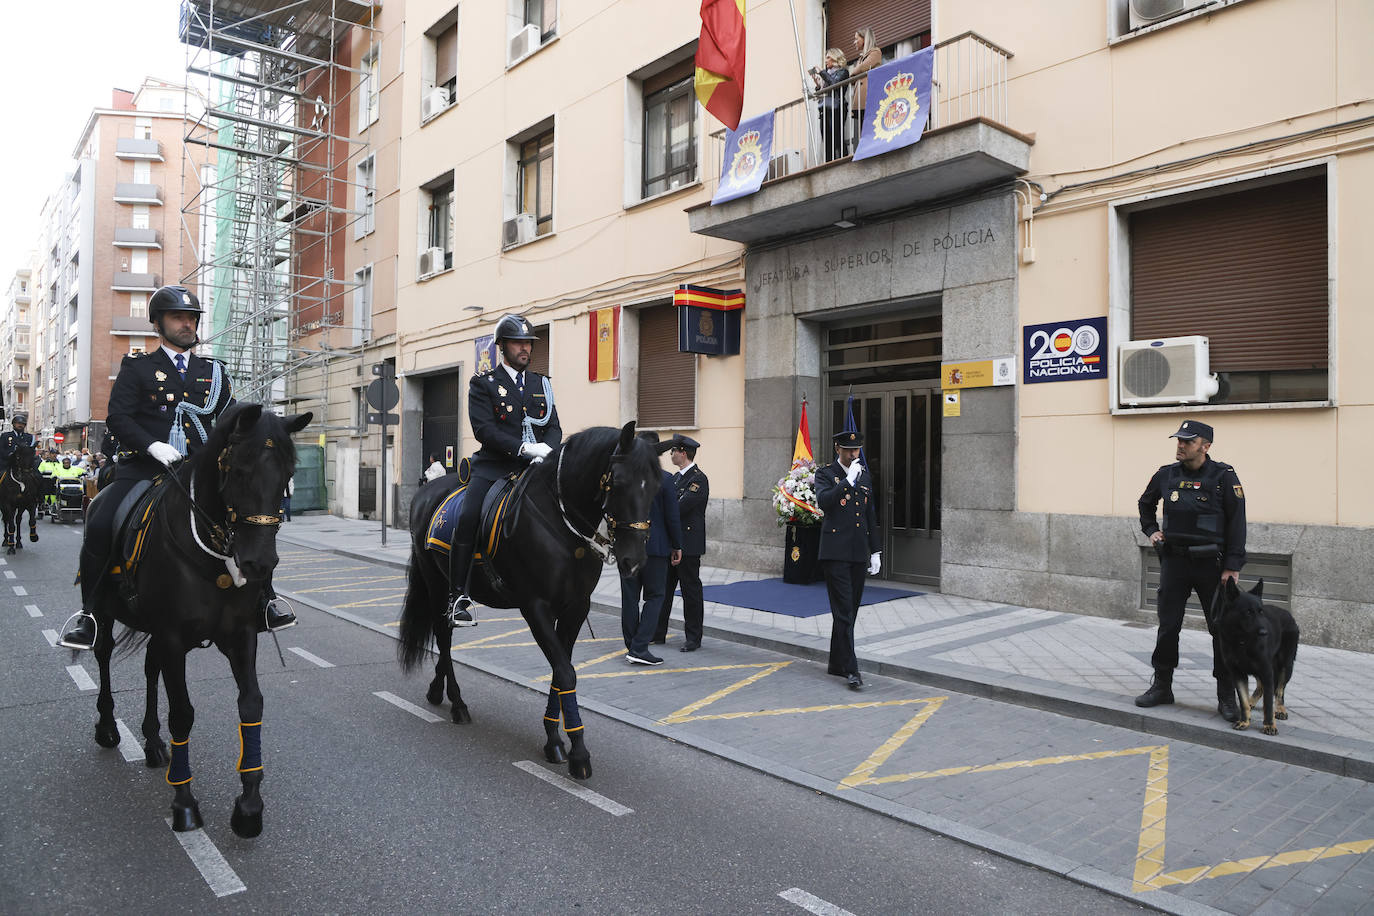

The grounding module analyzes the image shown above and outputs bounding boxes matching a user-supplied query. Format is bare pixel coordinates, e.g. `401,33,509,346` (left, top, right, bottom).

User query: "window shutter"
530,325,550,377
643,58,695,96
827,0,931,56
637,304,695,427
1130,176,1327,373
435,24,458,87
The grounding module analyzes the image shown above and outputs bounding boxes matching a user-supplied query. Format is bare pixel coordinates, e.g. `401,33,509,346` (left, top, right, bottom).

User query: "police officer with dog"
1135,420,1247,722
446,313,562,627
59,285,296,650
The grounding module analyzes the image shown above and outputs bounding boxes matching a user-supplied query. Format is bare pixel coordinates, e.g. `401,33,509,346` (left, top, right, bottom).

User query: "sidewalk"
277,512,1374,782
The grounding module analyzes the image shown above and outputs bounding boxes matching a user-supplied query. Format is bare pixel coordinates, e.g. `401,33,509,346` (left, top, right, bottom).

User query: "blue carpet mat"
699,578,924,618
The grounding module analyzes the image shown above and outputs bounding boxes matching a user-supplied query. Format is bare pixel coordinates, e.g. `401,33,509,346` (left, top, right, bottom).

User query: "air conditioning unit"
1129,0,1210,30
502,213,536,249
421,86,450,121
508,23,540,63
418,246,445,278
767,148,802,181
1118,336,1220,406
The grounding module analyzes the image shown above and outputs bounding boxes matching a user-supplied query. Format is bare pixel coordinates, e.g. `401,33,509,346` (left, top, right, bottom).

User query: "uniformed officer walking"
59,285,296,649
816,430,882,690
1135,420,1247,722
0,412,39,475
654,434,709,651
446,313,562,626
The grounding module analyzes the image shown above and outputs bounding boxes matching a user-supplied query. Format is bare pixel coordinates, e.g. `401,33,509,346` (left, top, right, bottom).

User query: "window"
524,0,557,42
355,155,376,239
359,47,380,130
421,172,454,272
130,293,147,318
642,72,697,198
353,266,373,347
424,7,459,116
636,303,695,427
129,338,146,356
518,130,554,237
133,160,151,183
131,205,150,230
1125,171,1328,406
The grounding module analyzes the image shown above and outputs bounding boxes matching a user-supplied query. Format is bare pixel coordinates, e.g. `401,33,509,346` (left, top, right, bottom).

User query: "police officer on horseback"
59,285,296,649
446,313,562,626
0,412,39,475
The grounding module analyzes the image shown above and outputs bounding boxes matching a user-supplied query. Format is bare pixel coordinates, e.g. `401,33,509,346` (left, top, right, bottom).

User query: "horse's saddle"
425,471,523,566
108,478,165,577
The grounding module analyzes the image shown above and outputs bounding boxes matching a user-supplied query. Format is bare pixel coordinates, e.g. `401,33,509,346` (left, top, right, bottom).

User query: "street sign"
366,412,400,426
53,432,65,444
366,378,400,411
371,362,395,379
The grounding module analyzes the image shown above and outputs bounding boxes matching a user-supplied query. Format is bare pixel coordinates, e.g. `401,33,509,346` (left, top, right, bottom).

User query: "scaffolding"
178,0,375,405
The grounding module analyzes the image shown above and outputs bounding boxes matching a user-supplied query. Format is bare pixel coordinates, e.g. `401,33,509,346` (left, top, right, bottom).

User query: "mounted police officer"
0,412,39,475
446,313,562,626
1135,420,1247,722
58,285,296,649
816,430,882,690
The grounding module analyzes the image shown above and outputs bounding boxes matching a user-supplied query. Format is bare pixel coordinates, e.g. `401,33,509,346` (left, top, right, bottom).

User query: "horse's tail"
397,552,434,672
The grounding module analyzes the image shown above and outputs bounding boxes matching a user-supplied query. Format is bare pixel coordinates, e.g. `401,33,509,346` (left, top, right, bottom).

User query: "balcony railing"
113,183,163,205
705,32,1013,194
113,227,162,248
115,137,165,161
111,272,160,291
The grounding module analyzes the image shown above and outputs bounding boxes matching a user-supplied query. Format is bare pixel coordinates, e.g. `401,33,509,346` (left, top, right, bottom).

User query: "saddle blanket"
425,485,468,556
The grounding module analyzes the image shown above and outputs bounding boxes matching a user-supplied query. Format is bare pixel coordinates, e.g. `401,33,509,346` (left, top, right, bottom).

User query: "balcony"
113,227,163,248
112,315,150,334
689,33,1030,245
111,272,159,292
113,183,163,205
12,377,28,388
116,137,165,161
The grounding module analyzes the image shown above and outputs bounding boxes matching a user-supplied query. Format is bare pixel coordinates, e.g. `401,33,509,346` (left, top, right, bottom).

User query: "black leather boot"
259,586,297,632
1216,679,1240,723
59,613,98,650
446,542,476,627
1134,670,1174,707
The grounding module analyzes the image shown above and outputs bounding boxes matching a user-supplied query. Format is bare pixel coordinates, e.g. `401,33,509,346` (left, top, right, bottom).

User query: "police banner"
474,334,496,375
852,47,934,163
711,109,775,205
1022,317,1108,384
675,285,743,356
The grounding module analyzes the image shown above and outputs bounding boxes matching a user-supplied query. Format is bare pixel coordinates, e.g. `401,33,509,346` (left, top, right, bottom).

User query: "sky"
0,0,190,280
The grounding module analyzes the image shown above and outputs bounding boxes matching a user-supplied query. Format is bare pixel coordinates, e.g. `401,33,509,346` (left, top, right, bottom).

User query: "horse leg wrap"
543,687,561,725
558,688,583,732
166,737,193,786
237,721,263,773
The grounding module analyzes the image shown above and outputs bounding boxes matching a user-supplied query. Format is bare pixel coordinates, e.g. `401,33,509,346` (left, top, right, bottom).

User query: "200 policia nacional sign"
1022,317,1108,384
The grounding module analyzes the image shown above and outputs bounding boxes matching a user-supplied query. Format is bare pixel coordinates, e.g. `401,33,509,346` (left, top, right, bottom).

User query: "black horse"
398,421,659,779
83,403,311,835
1,442,41,554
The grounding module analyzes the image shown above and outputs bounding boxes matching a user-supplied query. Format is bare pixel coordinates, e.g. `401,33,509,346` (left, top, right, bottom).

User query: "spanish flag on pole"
695,0,746,130
791,398,813,468
588,306,619,382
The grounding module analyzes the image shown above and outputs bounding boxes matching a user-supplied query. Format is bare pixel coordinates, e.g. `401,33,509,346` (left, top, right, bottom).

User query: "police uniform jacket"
106,349,235,470
672,464,709,557
645,468,684,559
468,367,562,473
815,459,881,562
1138,455,1247,571
0,429,37,466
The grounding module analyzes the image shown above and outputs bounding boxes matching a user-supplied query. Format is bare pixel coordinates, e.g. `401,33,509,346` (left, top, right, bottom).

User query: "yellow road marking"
534,660,786,684
334,593,408,608
1131,745,1171,892
837,699,950,789
672,695,940,726
657,662,793,724
1144,838,1374,890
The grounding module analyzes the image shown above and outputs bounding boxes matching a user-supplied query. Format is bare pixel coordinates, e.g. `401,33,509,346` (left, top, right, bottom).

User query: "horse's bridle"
178,439,285,567
554,445,650,563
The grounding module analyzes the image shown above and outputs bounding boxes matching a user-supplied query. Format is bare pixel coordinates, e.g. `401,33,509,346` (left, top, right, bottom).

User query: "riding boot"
58,542,109,650
1134,669,1174,707
259,583,298,632
1216,678,1240,723
446,541,477,627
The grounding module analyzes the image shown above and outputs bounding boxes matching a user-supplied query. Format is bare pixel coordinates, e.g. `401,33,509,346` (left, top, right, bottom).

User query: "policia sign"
1022,317,1108,384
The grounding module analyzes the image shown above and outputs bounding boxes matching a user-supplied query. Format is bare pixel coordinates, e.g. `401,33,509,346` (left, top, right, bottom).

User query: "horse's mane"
541,425,658,495
186,402,298,479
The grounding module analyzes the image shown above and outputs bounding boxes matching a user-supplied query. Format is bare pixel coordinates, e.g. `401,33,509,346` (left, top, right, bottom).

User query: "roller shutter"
637,304,696,427
826,0,931,56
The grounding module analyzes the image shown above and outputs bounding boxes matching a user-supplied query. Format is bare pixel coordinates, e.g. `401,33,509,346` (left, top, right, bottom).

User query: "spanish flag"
791,398,813,468
695,0,746,130
588,306,619,382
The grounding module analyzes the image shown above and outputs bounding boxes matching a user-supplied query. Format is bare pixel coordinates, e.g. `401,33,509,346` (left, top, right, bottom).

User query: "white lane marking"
165,820,247,897
287,647,335,668
373,690,442,723
4,570,16,579
43,629,60,647
12,585,27,596
512,760,634,817
26,604,42,617
66,665,97,691
115,719,144,763
0,557,6,564
779,888,858,916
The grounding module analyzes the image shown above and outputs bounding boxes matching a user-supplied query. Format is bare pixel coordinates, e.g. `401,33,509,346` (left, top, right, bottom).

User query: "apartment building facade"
1,269,33,422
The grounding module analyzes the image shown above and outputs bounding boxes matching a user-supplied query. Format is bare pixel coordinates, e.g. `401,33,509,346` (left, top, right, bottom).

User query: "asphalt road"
0,521,1147,914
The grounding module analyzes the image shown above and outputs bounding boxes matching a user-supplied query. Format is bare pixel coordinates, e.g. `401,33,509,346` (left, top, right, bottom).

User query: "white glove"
869,552,881,576
146,441,182,467
521,442,552,462
845,460,862,484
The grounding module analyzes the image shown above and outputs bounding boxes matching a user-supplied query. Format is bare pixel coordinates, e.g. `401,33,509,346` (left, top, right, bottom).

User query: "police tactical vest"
1162,460,1231,545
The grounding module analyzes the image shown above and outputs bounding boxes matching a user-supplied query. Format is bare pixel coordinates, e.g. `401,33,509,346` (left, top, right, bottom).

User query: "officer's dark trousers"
621,555,668,655
448,468,501,596
823,559,867,676
1152,554,1226,678
79,462,155,609
655,556,703,645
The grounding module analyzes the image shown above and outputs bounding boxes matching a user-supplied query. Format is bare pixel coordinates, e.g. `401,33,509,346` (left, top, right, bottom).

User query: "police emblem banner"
711,109,775,205
474,334,497,375
587,306,620,381
852,48,934,163
674,285,743,355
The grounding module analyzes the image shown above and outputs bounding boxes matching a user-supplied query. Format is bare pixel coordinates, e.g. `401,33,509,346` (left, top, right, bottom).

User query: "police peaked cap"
834,429,865,448
669,434,701,451
494,313,537,341
148,285,204,324
1169,420,1214,442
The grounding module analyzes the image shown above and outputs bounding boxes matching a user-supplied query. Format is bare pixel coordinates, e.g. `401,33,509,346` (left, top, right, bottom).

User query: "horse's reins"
552,444,650,563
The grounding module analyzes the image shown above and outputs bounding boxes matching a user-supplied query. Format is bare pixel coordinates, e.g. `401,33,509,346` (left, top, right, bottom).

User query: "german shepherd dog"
1214,578,1299,735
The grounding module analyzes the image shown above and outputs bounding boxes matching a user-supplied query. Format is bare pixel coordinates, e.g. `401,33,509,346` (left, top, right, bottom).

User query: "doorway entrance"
823,310,942,586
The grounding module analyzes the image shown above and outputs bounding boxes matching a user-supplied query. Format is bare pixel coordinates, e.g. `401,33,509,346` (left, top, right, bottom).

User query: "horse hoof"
544,742,567,765
145,741,168,768
29,534,39,542
568,759,592,780
95,724,120,748
231,803,263,838
451,704,472,724
170,801,204,833
426,684,444,706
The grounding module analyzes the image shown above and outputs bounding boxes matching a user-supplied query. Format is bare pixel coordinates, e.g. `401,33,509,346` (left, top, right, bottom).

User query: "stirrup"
447,595,476,628
58,612,98,650
264,597,298,631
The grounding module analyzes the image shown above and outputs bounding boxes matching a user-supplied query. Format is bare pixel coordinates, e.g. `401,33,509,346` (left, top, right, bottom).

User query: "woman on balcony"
810,48,850,162
849,28,883,145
